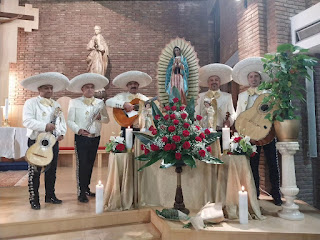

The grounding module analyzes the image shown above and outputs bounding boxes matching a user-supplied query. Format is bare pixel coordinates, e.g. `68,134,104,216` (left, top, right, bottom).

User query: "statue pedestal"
276,142,304,221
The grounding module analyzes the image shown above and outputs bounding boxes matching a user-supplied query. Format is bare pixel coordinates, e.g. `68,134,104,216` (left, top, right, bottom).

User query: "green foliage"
259,43,318,121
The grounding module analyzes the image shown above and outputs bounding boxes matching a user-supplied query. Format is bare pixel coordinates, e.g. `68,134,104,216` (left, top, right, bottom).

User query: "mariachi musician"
233,57,282,206
67,73,110,203
21,72,69,210
105,70,152,138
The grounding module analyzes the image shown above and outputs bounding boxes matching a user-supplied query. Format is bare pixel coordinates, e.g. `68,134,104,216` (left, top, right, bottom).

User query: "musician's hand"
123,102,134,112
45,123,55,132
96,113,101,121
223,120,231,128
78,129,90,136
57,135,64,141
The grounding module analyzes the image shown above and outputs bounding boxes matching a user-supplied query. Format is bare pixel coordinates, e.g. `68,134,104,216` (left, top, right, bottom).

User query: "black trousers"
75,135,100,196
250,138,281,199
28,138,59,203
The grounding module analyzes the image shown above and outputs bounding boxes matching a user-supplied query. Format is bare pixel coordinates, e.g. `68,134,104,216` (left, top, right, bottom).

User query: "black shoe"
78,195,89,203
30,201,41,210
273,197,283,206
85,191,96,197
45,195,62,204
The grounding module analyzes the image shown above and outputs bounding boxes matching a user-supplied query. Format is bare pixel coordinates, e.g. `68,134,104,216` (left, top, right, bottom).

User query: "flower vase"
173,164,190,215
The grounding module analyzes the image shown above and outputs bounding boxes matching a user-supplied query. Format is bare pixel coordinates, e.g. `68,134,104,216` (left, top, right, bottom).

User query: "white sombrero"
20,72,69,92
199,64,232,87
67,73,109,93
232,57,271,86
112,71,152,89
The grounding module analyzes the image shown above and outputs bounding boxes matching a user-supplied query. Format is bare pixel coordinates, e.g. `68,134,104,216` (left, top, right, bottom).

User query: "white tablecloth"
0,127,28,159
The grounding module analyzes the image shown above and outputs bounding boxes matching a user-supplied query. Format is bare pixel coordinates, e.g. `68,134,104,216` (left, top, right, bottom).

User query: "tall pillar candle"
239,186,248,224
4,98,9,120
222,127,230,150
126,126,133,150
96,180,104,214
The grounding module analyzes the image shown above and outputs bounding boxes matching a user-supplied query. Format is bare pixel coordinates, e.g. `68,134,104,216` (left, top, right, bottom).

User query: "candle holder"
173,163,189,215
2,119,10,127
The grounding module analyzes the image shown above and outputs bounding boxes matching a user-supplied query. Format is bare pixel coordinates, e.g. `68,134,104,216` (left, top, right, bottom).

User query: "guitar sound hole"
264,126,267,129
260,104,269,112
41,140,49,146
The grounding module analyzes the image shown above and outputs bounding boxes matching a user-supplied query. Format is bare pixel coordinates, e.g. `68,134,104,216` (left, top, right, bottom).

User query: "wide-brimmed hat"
199,64,232,87
232,57,271,86
20,72,69,92
112,71,152,89
67,73,109,93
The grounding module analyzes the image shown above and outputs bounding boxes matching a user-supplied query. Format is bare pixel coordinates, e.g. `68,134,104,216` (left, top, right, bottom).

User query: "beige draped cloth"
134,140,221,211
103,153,133,211
215,155,265,220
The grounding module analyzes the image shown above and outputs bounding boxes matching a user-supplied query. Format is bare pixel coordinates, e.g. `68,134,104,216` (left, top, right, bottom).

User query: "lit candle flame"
242,186,245,192
98,180,101,185
127,126,131,129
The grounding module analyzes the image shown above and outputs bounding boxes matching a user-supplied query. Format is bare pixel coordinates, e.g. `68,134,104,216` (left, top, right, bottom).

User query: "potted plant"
258,43,318,141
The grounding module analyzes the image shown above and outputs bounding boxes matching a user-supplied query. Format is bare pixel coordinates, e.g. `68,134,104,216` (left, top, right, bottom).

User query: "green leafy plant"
105,135,126,153
259,43,318,122
134,87,222,171
227,133,257,158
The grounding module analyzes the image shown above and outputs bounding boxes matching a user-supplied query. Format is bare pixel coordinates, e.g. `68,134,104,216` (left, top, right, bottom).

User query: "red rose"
154,115,160,120
149,126,155,131
250,152,256,157
195,136,202,142
164,114,169,120
182,130,190,137
173,119,179,125
195,126,201,130
164,106,170,111
150,144,159,151
171,143,177,150
234,137,242,143
168,126,176,132
116,143,125,152
227,151,232,155
182,141,191,149
204,129,211,135
144,149,150,155
198,149,206,157
206,146,212,152
173,98,179,103
199,133,205,139
164,143,172,151
181,113,188,119
183,123,190,129
171,106,177,111
175,152,182,160
180,106,185,111
170,114,176,120
196,115,203,121
140,144,145,150
172,135,181,142
152,129,157,135
162,136,168,143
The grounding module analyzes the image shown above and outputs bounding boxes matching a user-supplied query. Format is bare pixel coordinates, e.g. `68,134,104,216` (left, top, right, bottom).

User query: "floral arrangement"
134,87,222,171
228,132,257,158
105,135,126,153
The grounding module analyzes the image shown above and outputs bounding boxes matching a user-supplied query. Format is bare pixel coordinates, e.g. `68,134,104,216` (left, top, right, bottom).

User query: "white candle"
96,180,104,214
239,186,248,224
125,126,133,150
222,127,230,150
4,98,9,120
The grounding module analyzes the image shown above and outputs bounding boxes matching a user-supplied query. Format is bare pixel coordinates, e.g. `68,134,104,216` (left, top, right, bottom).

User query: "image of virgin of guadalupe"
165,46,189,104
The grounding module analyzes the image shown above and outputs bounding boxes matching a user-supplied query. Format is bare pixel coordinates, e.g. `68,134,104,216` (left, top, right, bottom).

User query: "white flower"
252,145,257,153
110,136,116,141
115,136,124,144
244,135,251,144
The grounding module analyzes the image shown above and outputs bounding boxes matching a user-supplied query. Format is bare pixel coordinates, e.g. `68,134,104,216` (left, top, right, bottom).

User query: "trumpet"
86,101,105,131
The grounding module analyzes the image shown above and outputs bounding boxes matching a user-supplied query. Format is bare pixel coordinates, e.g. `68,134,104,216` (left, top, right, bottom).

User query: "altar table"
103,152,134,211
0,127,28,159
215,154,265,220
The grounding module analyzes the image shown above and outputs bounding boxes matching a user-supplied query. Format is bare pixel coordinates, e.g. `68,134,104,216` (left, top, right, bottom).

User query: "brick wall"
11,0,210,104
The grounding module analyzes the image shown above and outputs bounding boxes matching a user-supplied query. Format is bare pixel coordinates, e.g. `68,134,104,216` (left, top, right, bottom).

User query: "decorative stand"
2,119,10,127
276,142,304,220
173,165,190,215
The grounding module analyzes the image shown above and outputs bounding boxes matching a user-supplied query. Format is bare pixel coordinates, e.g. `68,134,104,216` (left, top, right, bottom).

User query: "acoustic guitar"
113,96,158,128
26,107,61,167
235,94,276,146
